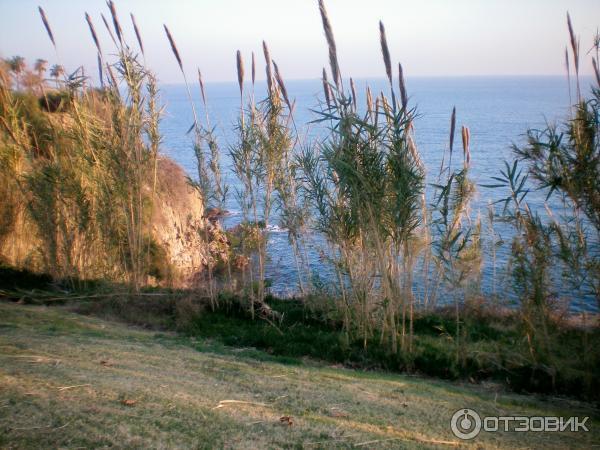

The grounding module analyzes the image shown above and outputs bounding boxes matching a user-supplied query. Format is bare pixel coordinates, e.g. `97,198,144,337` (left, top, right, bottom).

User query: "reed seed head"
263,41,274,96
567,12,579,74
130,13,144,56
97,53,104,87
322,68,331,107
398,63,408,110
318,0,341,89
366,86,373,116
379,21,392,85
198,68,207,106
163,25,183,72
85,13,102,55
101,13,118,47
449,107,456,154
107,1,123,45
38,7,56,48
461,126,471,166
251,51,256,86
350,77,357,111
273,60,291,110
236,50,244,98
381,92,392,124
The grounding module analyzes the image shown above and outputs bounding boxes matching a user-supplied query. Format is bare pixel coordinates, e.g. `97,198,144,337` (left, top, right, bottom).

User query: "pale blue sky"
1,0,599,83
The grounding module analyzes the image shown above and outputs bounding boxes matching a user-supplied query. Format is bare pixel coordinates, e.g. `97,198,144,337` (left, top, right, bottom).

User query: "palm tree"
34,59,48,77
8,56,25,90
34,59,48,95
49,64,64,89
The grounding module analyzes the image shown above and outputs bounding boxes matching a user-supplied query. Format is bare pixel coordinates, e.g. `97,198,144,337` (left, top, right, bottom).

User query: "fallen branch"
52,421,71,431
0,354,57,359
354,436,459,447
0,354,60,364
213,400,270,410
57,384,91,391
304,438,352,447
12,425,50,431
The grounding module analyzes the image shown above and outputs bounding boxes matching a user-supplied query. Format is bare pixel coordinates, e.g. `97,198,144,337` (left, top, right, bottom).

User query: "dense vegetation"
0,1,598,400
0,35,160,291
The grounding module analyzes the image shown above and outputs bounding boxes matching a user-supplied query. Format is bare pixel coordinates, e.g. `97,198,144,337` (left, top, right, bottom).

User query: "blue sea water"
158,76,597,312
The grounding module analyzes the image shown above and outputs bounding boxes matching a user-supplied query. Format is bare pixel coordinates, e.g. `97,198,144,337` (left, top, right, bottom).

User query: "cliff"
0,154,227,288
150,157,228,286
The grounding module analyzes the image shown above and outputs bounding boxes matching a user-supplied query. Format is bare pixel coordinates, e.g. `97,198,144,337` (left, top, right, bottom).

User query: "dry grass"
0,302,597,449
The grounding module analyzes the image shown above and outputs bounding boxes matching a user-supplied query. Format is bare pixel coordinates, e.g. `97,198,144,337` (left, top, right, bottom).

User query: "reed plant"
299,1,430,354
0,4,162,291
430,115,481,362
163,20,236,307
482,13,600,375
228,42,306,315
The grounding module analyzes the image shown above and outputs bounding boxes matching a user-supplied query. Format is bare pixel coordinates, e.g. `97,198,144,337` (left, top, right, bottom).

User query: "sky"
1,0,599,83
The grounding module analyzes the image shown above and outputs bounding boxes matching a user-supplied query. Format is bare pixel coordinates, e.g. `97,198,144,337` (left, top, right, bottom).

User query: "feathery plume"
380,91,392,125
449,106,456,155
322,68,331,108
318,0,341,89
263,41,274,96
101,13,118,47
350,77,357,111
198,69,207,106
164,25,183,72
379,21,392,84
565,47,572,105
130,13,144,56
98,53,104,88
398,63,408,110
366,86,373,117
273,60,291,110
251,51,256,86
107,1,123,45
567,13,579,74
236,50,244,98
85,13,102,55
38,7,56,48
461,126,471,166
567,12,581,99
379,21,397,108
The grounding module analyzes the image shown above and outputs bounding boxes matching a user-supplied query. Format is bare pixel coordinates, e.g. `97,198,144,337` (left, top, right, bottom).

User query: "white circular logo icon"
451,408,482,440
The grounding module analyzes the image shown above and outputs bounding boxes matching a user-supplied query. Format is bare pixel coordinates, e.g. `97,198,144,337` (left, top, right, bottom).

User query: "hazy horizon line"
158,73,591,85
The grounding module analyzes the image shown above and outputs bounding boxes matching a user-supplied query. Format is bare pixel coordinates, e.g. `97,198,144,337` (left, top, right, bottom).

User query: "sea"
158,76,597,312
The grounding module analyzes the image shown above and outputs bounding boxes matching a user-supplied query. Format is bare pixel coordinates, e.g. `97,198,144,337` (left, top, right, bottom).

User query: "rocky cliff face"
0,155,228,288
151,157,229,286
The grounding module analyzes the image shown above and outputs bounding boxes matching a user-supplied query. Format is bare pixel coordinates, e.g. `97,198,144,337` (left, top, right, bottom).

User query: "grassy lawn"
0,301,597,449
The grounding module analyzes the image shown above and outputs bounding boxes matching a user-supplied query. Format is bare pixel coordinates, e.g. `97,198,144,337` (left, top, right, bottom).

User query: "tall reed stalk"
163,23,228,306
300,0,428,353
